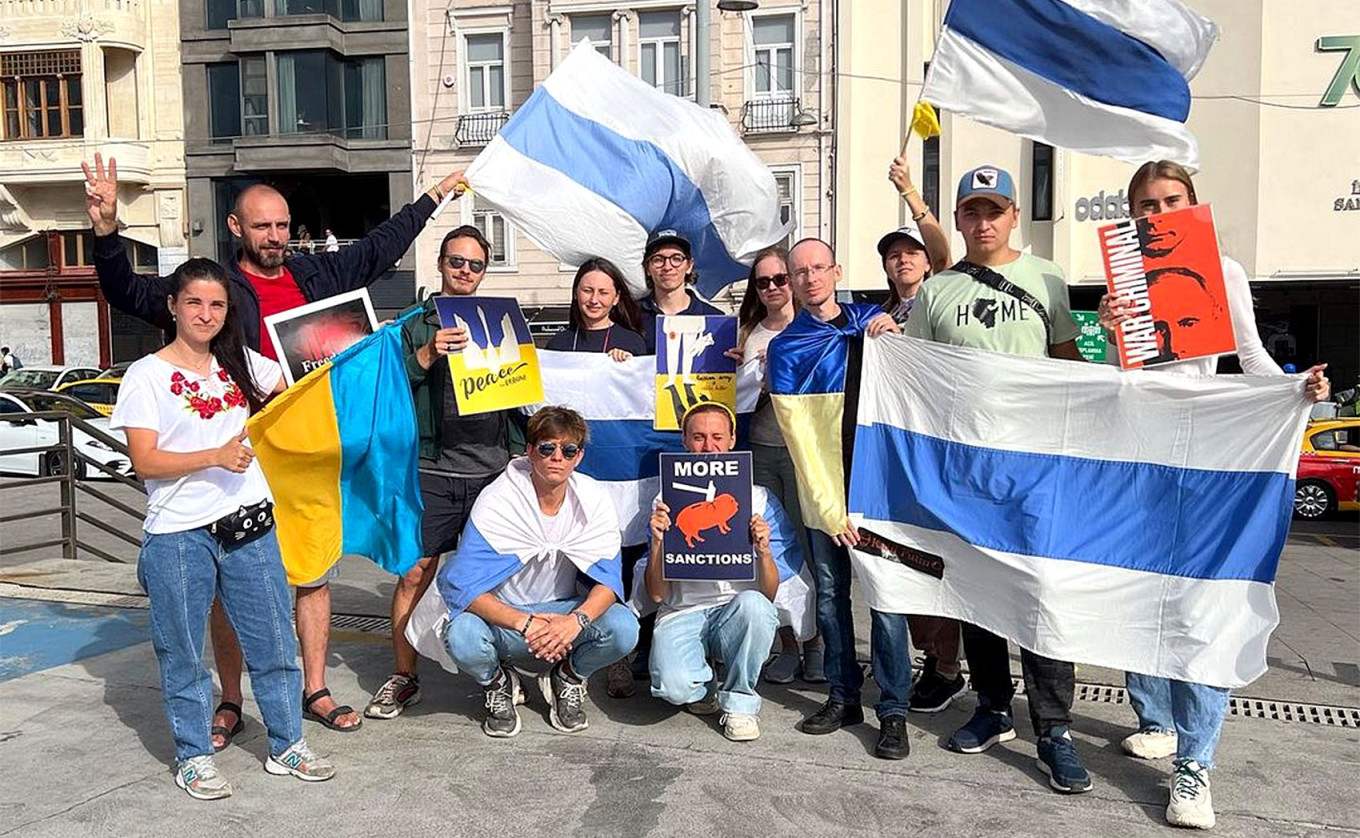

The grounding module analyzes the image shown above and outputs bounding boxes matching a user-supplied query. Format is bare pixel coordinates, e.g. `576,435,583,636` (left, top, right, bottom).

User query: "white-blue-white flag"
922,0,1218,168
465,42,794,297
848,335,1311,689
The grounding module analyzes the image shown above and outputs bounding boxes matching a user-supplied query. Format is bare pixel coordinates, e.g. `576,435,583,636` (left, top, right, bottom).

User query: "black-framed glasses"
647,253,689,269
755,273,789,290
441,254,487,274
535,441,584,459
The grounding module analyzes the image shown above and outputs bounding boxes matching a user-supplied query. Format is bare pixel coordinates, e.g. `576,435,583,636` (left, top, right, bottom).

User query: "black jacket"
93,193,438,351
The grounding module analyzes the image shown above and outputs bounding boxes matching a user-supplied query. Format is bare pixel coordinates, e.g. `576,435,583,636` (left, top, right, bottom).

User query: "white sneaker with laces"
266,738,336,782
1166,760,1215,829
176,755,232,800
721,712,760,741
1121,728,1178,759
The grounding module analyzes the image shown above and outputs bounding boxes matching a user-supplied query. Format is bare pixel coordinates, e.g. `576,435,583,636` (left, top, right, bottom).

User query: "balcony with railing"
455,111,510,149
740,98,809,136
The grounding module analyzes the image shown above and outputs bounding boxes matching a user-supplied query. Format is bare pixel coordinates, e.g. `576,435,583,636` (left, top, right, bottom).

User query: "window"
1,51,83,140
123,240,159,272
771,168,799,249
207,62,242,141
1312,430,1339,451
241,56,268,136
0,236,51,271
0,397,23,414
571,14,612,59
638,11,684,97
343,57,386,139
752,14,795,98
277,51,339,134
277,0,380,20
472,196,513,268
205,0,263,30
464,33,507,112
60,232,94,269
1032,141,1055,222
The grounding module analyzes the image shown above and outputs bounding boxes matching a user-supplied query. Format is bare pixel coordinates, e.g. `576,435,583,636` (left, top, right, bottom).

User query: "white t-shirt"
492,505,583,607
111,350,282,534
742,322,786,448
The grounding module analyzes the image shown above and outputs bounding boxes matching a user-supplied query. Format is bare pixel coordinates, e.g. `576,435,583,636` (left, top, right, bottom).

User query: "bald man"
85,152,467,745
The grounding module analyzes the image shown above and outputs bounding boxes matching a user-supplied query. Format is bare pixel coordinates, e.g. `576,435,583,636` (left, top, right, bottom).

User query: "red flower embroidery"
169,369,244,420
217,369,230,383
170,382,184,395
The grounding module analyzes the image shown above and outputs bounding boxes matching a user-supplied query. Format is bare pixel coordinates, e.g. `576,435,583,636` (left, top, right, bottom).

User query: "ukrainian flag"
248,315,424,586
767,304,883,536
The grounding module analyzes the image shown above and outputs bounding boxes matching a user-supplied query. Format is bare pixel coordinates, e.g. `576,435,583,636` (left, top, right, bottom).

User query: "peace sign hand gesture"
81,153,119,236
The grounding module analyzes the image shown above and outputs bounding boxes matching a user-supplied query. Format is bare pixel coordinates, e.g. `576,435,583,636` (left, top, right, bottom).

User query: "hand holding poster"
263,289,378,386
435,296,544,415
659,451,754,581
1099,205,1235,369
654,315,737,431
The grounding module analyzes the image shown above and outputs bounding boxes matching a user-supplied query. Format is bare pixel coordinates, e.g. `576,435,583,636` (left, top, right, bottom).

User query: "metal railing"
455,111,511,148
740,97,803,134
0,411,145,563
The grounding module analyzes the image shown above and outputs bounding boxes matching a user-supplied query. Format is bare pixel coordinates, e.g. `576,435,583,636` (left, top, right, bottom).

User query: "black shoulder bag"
951,260,1053,348
209,499,275,548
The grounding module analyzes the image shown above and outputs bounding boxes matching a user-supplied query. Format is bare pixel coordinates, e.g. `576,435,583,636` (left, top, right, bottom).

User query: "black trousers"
962,622,1074,737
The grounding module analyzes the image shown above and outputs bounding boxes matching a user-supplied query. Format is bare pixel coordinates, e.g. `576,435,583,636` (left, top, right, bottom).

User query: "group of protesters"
82,147,1329,830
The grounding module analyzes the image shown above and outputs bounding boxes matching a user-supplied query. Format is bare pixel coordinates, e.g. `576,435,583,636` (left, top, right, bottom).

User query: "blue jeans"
649,590,779,716
444,598,639,686
806,528,913,718
1126,673,1230,769
138,527,302,763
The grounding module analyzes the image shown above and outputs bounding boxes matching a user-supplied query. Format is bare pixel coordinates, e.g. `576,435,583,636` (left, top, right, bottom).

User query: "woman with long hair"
111,258,334,800
1099,161,1329,829
546,257,647,361
737,245,824,685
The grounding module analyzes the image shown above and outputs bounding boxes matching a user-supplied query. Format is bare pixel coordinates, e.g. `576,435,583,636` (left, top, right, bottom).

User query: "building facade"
0,0,187,367
178,0,417,311
408,0,834,323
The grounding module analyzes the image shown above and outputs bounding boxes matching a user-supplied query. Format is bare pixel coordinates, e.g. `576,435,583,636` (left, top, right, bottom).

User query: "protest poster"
435,296,544,416
1071,311,1108,364
1099,205,1234,369
654,315,738,431
659,451,754,581
264,289,377,387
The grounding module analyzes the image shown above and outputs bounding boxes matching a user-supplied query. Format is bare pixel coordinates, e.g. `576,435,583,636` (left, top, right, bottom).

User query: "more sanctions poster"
435,296,544,415
654,315,738,431
1098,205,1235,369
264,289,377,387
659,451,754,582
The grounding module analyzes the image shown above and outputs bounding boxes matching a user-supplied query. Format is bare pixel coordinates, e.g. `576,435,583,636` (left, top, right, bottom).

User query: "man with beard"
84,151,468,745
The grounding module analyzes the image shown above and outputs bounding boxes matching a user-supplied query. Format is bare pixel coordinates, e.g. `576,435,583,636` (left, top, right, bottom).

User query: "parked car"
0,389,133,480
0,365,102,392
1294,419,1360,520
102,361,135,380
54,377,123,416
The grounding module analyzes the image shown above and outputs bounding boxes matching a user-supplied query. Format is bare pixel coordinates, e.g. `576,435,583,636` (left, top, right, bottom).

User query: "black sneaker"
909,670,968,714
481,667,521,738
875,715,910,760
539,662,589,733
798,700,865,735
1036,726,1094,794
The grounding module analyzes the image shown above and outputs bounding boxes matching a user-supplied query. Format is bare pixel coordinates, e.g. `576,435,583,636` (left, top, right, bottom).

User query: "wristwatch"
572,610,592,630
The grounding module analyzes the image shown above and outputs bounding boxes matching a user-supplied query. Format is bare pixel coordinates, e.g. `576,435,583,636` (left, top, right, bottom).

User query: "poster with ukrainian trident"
659,451,754,582
654,315,738,431
435,296,544,416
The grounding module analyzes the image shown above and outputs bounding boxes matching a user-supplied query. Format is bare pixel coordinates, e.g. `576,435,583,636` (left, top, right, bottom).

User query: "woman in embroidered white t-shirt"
110,258,335,800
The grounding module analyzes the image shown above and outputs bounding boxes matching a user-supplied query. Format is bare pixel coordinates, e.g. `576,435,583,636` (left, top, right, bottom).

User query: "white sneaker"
175,755,232,801
265,738,336,782
1121,727,1178,759
721,712,761,741
1166,760,1215,829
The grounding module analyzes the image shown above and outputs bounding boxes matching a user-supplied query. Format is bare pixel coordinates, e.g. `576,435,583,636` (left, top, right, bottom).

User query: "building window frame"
768,164,802,249
465,196,517,272
747,9,799,102
0,51,84,141
1031,141,1055,222
460,28,510,115
569,13,614,60
636,8,687,98
240,55,269,136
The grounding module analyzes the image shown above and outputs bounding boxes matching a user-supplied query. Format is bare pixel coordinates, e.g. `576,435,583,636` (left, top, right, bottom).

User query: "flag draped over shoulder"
766,304,883,537
921,0,1218,168
465,42,793,297
848,334,1310,689
248,316,423,586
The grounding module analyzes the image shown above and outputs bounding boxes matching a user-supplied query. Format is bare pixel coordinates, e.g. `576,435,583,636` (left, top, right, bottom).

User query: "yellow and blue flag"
248,315,424,586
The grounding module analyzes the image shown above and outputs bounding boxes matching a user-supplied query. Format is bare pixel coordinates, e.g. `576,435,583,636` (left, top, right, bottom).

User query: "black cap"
644,229,692,260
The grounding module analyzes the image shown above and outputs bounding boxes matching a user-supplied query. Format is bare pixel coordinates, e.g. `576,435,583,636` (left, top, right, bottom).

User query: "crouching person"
433,406,639,737
639,403,809,742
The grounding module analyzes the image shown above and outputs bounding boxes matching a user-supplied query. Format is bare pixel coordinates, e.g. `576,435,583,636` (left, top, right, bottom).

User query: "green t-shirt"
904,253,1080,358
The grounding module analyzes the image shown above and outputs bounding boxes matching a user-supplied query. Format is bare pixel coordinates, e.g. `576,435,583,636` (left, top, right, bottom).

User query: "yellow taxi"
54,377,122,417
1295,419,1360,519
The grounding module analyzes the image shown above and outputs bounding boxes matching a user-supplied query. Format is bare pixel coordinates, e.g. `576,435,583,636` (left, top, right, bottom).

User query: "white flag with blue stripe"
465,42,794,297
848,335,1311,689
922,0,1218,168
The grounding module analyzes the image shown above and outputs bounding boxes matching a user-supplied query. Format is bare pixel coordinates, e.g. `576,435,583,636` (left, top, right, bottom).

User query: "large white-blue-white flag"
464,42,793,297
922,0,1218,168
848,335,1311,689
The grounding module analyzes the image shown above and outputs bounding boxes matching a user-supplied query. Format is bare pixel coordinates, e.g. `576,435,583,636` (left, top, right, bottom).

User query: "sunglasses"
535,441,584,459
755,273,789,290
441,254,487,274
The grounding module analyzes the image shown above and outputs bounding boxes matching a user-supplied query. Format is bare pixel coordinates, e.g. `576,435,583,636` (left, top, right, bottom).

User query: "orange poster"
1098,205,1235,369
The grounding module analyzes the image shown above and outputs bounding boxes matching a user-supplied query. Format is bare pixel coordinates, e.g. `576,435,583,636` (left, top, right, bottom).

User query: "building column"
546,14,564,71
80,42,109,142
615,10,633,73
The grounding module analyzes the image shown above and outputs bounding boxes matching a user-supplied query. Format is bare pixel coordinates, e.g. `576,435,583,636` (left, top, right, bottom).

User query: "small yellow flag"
910,101,941,139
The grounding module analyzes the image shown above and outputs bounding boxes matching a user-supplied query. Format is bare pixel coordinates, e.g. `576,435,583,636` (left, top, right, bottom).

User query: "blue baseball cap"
645,229,692,259
956,165,1016,209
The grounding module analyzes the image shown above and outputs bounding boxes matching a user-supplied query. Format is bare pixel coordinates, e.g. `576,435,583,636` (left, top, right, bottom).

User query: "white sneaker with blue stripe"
265,738,336,782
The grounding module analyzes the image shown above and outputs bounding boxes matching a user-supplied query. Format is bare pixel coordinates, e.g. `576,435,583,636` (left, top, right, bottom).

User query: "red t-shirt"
242,266,308,361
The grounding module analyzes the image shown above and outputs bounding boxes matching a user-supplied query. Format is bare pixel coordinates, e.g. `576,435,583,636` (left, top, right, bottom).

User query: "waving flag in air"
847,335,1311,689
465,42,793,297
921,0,1219,168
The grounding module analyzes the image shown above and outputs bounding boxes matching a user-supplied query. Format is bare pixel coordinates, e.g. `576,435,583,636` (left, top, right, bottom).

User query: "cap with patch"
876,221,928,259
956,165,1016,208
644,229,692,259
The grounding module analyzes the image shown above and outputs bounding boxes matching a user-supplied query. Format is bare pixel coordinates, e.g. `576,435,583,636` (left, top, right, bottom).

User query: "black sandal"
211,701,245,752
302,688,362,732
